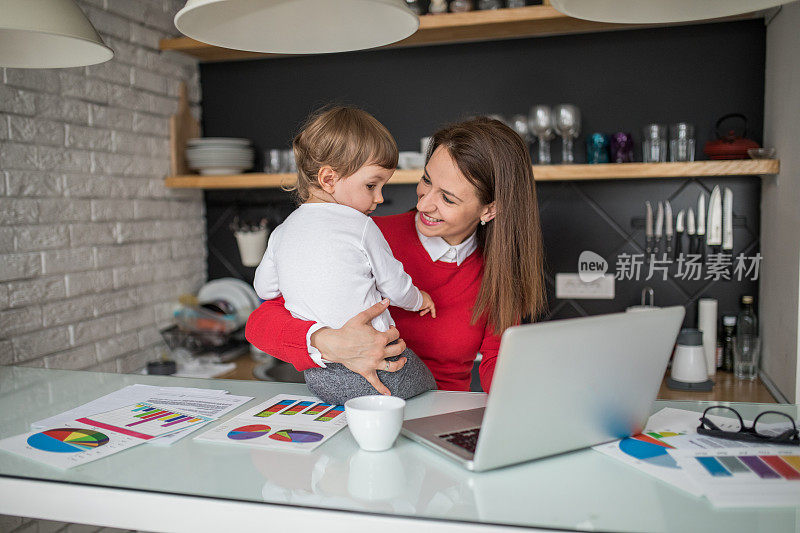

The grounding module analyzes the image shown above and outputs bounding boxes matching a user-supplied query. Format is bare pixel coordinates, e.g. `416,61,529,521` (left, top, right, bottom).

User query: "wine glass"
528,105,554,165
554,104,581,164
511,114,530,143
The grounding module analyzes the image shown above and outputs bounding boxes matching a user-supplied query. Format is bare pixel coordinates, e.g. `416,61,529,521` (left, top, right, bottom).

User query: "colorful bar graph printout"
255,400,296,418
76,403,210,441
315,405,344,422
695,454,800,481
126,404,202,427
303,403,331,416
281,401,313,416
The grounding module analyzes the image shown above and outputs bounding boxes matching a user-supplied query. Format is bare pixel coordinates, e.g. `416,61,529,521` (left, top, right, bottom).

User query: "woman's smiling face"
415,145,494,246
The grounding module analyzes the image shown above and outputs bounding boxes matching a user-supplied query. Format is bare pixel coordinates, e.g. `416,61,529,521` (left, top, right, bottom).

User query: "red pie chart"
227,424,271,440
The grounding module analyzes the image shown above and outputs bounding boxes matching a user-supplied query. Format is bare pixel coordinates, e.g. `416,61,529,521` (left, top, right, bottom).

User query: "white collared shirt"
414,212,478,265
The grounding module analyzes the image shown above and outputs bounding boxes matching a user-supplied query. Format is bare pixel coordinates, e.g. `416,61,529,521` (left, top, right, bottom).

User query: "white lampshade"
174,0,420,55
550,0,793,24
0,0,114,68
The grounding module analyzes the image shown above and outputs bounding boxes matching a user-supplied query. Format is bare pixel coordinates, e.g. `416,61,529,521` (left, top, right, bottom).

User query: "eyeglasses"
697,406,799,446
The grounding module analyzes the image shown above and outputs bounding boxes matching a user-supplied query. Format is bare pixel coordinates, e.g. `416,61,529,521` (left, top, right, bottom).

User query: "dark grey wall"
200,19,765,328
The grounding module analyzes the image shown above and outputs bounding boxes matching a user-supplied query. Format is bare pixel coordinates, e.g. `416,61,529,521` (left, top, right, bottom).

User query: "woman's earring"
480,220,486,226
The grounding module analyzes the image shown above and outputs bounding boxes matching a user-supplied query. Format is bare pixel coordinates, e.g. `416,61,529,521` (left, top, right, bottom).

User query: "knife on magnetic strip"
645,201,653,256
665,200,673,258
707,185,723,256
696,193,706,260
675,209,685,260
722,188,734,252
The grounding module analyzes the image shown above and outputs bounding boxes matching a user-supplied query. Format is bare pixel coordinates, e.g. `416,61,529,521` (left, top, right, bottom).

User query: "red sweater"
245,210,501,392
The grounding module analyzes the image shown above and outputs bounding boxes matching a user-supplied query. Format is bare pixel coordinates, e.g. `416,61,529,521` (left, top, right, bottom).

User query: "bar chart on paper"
76,403,212,440
692,453,800,480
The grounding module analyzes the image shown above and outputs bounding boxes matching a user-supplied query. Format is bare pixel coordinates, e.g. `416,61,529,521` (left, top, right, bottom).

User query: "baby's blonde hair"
289,106,398,203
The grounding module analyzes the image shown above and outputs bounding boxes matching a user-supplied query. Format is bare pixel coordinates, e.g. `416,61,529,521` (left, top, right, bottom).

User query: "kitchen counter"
2,367,796,533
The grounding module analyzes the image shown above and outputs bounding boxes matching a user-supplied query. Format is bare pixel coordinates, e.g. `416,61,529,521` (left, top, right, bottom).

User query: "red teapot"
703,113,760,160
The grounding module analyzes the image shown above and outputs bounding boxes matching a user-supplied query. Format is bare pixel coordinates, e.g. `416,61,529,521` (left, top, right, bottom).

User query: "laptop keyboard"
439,427,480,454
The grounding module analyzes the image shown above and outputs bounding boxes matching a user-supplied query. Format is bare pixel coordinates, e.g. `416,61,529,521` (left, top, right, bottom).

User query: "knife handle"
674,233,682,259
645,237,653,257
666,237,672,258
653,238,659,256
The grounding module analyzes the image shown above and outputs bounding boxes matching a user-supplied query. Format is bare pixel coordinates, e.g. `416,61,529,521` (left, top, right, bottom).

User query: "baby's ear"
317,166,339,194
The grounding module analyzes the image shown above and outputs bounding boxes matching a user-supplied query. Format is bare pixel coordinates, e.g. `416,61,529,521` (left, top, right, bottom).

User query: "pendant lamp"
174,0,420,55
0,0,113,68
549,0,792,24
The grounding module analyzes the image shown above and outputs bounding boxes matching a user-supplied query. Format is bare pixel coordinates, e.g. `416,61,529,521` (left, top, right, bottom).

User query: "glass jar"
669,122,695,162
642,123,667,163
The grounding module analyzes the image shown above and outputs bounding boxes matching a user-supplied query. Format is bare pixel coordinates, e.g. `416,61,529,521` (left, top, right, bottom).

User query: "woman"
246,117,546,395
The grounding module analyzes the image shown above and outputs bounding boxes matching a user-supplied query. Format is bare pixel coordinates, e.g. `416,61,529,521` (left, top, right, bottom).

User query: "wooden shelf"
164,159,780,189
159,5,761,62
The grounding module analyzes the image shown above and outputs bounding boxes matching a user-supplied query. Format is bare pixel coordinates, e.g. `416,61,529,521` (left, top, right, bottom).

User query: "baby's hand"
419,291,436,318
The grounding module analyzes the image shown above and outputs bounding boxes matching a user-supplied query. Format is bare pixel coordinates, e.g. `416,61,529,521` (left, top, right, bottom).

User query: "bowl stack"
186,138,254,175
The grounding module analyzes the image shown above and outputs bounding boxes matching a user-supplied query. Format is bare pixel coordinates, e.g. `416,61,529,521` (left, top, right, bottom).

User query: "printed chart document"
1,402,212,469
195,394,348,453
31,384,253,446
593,408,800,507
0,423,144,470
672,446,800,507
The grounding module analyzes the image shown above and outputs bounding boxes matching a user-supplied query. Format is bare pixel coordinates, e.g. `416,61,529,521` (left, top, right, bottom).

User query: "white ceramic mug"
344,395,405,452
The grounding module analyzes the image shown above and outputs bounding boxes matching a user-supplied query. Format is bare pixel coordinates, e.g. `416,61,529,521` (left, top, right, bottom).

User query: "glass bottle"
721,315,736,372
734,295,760,380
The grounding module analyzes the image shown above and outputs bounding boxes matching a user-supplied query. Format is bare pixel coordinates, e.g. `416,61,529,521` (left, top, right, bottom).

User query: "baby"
253,106,437,405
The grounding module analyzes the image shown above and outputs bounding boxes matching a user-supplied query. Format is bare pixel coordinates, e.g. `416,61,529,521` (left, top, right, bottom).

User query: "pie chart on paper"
27,428,109,453
227,424,271,440
269,430,323,443
618,434,679,469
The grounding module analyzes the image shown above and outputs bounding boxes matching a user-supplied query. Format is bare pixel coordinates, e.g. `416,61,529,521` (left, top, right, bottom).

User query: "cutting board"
169,81,200,176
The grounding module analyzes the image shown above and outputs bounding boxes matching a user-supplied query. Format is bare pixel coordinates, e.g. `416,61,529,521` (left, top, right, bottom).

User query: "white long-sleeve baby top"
253,203,423,333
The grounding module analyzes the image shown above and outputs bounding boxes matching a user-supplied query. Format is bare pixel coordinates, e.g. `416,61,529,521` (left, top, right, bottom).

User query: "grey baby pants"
303,347,437,405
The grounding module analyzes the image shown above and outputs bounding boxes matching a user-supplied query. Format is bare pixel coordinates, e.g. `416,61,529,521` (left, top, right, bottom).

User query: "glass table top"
0,366,797,532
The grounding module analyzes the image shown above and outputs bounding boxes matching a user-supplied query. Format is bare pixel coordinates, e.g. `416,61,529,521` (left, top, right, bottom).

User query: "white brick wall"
1,2,204,528
0,0,205,379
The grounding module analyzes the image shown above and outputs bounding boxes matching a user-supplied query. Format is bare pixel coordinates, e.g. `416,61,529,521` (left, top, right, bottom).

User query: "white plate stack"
186,138,254,175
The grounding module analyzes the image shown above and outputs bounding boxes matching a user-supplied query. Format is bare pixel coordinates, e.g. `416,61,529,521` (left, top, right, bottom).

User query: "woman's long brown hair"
428,117,547,334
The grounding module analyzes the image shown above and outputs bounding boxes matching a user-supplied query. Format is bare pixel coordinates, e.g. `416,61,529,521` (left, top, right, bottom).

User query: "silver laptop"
402,306,685,471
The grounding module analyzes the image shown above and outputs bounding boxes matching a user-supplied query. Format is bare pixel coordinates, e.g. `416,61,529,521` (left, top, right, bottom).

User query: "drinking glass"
642,124,667,163
265,149,282,173
281,149,296,173
528,105,554,165
670,122,695,162
586,133,610,164
610,132,634,163
554,104,581,164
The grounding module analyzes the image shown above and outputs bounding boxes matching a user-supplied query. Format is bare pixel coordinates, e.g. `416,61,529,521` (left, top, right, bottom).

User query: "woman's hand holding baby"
418,291,436,318
310,299,408,395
